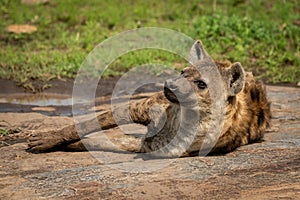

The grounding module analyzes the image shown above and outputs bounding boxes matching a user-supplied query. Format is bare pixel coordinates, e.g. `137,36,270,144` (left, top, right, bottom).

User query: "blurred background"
0,0,299,92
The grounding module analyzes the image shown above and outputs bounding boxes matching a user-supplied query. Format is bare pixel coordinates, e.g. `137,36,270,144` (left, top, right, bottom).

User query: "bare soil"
0,79,299,199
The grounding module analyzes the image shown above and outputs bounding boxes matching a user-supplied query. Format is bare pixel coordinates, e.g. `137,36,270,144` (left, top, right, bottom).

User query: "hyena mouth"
164,85,179,104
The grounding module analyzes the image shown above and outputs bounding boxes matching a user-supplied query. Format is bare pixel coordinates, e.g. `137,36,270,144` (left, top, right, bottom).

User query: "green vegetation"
0,128,10,136
0,0,299,91
0,120,11,136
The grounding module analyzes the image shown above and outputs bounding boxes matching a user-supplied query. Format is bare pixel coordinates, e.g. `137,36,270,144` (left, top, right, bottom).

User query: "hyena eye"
194,80,207,90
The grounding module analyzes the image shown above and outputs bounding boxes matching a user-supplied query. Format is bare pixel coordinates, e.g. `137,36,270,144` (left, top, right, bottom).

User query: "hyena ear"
189,40,211,65
226,62,245,96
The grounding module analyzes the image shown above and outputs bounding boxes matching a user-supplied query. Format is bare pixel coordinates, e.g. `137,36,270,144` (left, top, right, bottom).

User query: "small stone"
6,24,37,34
297,82,300,87
32,107,56,112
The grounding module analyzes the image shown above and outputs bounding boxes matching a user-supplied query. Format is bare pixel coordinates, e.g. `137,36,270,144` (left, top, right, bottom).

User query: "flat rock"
0,85,299,199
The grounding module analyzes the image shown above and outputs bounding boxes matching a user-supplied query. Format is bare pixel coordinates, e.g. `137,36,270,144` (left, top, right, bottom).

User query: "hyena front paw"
27,130,64,153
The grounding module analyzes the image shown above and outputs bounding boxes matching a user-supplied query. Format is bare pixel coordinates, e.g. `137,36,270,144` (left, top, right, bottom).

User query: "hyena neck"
141,104,180,154
212,92,251,153
141,102,210,157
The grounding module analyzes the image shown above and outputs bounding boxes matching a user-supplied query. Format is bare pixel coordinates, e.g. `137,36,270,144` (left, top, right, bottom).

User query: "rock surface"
0,85,299,199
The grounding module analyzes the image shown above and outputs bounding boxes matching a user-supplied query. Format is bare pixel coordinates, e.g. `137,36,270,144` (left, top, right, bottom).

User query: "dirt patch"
0,80,300,199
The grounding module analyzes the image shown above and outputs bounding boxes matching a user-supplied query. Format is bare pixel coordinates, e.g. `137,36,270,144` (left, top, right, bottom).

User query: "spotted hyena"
28,40,271,157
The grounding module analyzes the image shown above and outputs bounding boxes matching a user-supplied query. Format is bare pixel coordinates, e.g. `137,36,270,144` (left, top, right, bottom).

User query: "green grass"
0,0,299,91
0,128,10,136
0,120,12,136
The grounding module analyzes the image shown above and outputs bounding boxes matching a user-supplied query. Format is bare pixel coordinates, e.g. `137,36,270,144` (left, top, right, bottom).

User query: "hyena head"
164,40,245,113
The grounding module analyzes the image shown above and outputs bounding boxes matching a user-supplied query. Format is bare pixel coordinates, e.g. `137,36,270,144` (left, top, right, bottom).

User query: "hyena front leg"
61,92,169,152
27,110,117,152
27,92,167,152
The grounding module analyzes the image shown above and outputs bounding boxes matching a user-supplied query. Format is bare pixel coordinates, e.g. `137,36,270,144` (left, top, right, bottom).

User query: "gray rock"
0,85,299,199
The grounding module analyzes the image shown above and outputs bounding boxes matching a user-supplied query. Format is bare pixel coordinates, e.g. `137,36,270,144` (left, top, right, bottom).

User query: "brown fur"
28,41,271,157
210,62,270,153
